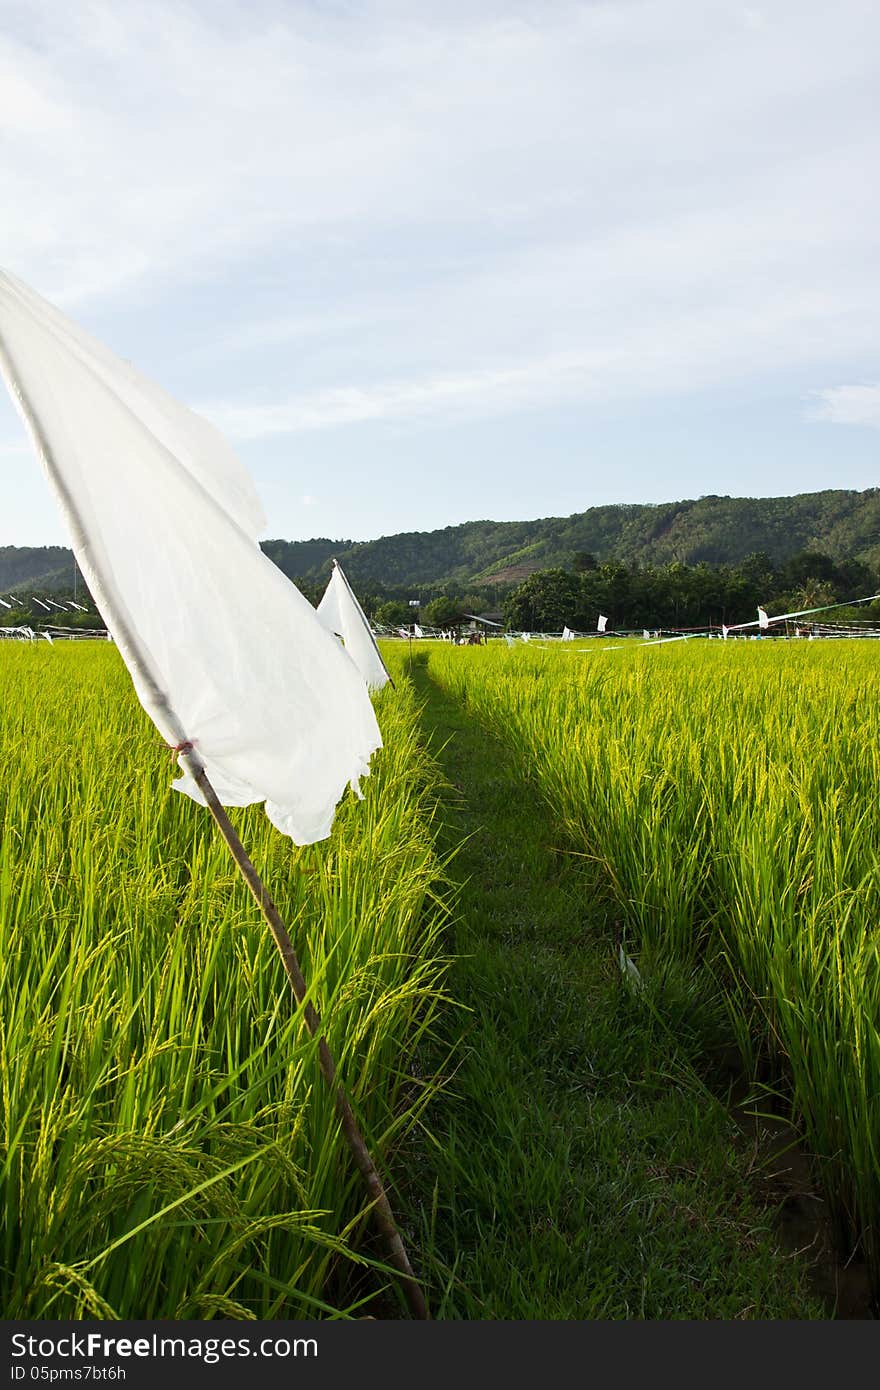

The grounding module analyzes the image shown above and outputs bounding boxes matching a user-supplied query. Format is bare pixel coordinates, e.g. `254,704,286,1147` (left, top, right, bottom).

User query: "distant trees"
503,551,880,631
422,596,465,628
373,600,410,627
572,551,598,572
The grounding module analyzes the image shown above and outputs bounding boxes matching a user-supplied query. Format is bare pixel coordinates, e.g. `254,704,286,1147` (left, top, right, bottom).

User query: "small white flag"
721,624,729,640
642,629,650,640
413,623,424,639
757,606,769,630
316,561,390,692
597,614,608,633
521,632,531,643
561,626,574,642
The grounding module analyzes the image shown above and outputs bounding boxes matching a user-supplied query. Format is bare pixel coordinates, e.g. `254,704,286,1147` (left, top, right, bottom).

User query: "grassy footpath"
395,652,822,1319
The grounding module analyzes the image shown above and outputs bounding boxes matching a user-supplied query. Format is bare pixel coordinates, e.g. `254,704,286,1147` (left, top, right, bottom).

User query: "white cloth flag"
721,624,729,640
597,614,608,633
0,268,381,845
757,606,769,630
413,624,424,639
316,561,390,693
561,626,574,642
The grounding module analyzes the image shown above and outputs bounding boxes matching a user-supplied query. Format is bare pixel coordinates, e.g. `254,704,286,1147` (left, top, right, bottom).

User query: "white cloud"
809,384,880,428
200,349,615,437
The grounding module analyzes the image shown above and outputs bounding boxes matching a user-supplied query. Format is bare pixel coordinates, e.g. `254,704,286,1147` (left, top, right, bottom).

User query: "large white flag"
597,614,608,633
0,269,381,845
316,560,390,692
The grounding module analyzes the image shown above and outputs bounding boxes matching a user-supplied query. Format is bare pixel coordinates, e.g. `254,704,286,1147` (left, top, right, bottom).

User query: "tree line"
502,551,880,632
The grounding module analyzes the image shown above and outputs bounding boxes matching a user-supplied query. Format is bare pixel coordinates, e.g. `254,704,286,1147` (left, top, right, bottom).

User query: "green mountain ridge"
4,487,879,595
262,487,880,589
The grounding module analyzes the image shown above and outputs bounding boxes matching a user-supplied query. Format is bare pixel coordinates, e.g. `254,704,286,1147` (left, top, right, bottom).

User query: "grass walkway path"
399,655,821,1319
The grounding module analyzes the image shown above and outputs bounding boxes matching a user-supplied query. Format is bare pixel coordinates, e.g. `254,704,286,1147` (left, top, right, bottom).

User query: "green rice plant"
0,642,451,1318
421,638,880,1290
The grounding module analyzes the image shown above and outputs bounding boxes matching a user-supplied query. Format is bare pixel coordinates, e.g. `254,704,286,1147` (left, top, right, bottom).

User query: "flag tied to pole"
757,606,770,630
597,614,608,633
316,560,390,693
0,268,382,845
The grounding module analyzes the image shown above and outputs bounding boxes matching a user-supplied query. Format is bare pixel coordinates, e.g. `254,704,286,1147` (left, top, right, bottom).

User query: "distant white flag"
316,560,390,692
413,623,424,639
721,624,729,640
597,614,608,633
561,626,574,642
504,633,515,648
42,631,53,644
0,268,381,845
642,629,650,640
757,606,770,630
521,632,531,643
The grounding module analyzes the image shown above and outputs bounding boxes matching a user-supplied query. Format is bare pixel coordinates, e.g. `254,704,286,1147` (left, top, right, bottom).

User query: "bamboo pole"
179,751,429,1320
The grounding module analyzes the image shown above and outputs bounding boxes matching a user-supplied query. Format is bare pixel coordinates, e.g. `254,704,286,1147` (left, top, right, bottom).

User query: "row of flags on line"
0,595,88,611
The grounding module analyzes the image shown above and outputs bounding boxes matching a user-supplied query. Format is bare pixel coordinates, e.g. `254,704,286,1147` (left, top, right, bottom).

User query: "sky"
0,0,878,547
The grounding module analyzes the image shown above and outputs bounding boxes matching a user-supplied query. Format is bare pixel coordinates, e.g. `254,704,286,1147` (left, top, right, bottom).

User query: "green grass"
414,637,880,1298
390,646,823,1318
0,642,450,1318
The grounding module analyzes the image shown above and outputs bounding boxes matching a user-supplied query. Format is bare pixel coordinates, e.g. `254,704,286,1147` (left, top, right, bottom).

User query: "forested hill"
264,488,880,588
4,487,879,594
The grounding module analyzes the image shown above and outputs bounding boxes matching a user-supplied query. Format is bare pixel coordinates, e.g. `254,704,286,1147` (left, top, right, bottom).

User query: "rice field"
2,634,880,1316
0,642,450,1318
420,638,880,1289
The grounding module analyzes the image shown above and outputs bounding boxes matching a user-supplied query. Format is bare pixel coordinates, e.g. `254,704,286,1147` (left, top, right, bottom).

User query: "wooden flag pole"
180,750,429,1321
